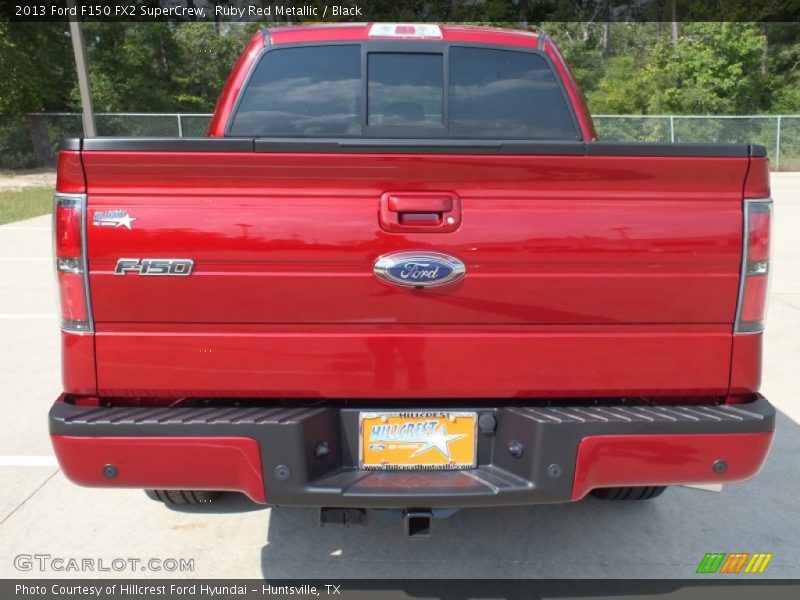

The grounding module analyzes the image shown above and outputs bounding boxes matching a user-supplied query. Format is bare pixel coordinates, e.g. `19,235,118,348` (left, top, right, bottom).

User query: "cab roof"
265,23,544,49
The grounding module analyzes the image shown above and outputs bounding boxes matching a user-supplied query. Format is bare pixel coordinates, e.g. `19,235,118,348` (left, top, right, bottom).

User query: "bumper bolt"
102,464,118,479
314,442,330,459
274,465,291,481
712,460,728,474
508,440,524,458
547,463,563,479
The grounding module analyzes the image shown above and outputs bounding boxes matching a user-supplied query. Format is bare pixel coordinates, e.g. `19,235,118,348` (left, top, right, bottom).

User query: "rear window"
228,45,361,136
367,53,443,127
449,47,577,139
228,44,578,140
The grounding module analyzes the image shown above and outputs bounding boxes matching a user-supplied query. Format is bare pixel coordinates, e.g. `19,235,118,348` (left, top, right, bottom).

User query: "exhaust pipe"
404,510,433,538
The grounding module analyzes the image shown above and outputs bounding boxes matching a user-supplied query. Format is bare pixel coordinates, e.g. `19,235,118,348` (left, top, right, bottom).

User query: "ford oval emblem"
374,251,466,288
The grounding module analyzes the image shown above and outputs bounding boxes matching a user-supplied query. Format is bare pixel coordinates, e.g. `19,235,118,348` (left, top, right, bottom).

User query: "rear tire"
590,486,666,501
145,490,223,505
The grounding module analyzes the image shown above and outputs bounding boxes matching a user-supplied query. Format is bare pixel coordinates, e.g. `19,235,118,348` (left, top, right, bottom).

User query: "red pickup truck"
50,24,774,535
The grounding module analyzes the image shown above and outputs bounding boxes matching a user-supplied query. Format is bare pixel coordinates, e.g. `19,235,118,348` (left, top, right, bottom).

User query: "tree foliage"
565,21,799,115
80,22,254,112
641,23,769,114
0,22,77,116
0,19,798,118
763,22,800,113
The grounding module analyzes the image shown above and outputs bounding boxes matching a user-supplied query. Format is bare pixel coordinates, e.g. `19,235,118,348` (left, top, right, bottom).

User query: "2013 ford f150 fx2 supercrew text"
49,23,774,534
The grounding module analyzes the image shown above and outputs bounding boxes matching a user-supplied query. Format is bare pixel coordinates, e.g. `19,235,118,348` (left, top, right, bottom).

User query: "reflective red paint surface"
79,151,748,397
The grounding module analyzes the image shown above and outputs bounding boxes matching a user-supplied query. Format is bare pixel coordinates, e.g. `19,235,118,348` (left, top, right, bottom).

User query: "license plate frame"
359,411,478,471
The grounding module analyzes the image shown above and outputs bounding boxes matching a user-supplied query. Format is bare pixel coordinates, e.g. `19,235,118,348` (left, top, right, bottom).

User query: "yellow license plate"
359,411,477,470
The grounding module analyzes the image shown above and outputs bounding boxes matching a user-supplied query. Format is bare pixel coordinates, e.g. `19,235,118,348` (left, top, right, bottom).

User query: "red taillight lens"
740,276,768,324
55,200,82,258
747,209,770,263
58,271,89,323
54,193,92,332
736,200,772,333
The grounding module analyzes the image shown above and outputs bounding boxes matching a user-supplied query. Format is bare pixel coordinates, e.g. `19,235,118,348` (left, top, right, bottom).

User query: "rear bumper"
49,396,775,507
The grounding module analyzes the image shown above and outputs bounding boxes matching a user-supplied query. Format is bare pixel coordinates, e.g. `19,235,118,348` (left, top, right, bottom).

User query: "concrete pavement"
0,175,798,579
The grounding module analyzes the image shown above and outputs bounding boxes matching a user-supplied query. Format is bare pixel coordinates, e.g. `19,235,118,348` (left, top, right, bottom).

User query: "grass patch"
0,186,54,226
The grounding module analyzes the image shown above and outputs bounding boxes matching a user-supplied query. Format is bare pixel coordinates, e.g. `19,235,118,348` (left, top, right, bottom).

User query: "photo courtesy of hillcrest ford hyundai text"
49,22,774,540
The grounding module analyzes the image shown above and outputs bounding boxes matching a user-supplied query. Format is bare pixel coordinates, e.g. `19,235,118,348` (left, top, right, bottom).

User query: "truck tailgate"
83,150,748,398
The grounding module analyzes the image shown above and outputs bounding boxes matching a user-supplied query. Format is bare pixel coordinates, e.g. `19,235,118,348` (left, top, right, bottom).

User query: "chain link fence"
594,115,799,170
2,113,798,170
0,113,214,170
48,112,214,137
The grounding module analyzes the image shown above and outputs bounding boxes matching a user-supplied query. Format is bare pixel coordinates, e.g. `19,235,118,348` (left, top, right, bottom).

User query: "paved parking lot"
1,174,798,579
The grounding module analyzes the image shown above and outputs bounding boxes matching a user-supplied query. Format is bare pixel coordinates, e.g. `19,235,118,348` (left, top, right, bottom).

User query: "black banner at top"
3,0,800,23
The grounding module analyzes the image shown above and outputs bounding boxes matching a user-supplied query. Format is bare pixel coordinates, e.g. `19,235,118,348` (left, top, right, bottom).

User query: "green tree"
763,22,800,113
539,22,607,95
79,22,255,114
587,56,649,113
0,21,76,165
172,23,253,111
81,22,178,112
583,23,663,113
642,23,770,114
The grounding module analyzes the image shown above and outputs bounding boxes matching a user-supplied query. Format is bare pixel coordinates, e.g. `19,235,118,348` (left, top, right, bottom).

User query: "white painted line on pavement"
0,456,58,467
0,258,51,261
0,227,51,231
0,314,57,319
681,483,723,493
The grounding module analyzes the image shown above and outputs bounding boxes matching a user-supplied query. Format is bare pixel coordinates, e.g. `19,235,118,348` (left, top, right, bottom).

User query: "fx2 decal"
114,258,194,276
93,210,136,230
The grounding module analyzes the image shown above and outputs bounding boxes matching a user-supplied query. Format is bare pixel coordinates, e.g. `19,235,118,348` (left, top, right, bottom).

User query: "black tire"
145,490,223,505
590,486,667,501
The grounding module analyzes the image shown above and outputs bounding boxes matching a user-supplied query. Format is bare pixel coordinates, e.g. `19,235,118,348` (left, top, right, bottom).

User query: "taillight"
735,199,772,333
54,193,92,332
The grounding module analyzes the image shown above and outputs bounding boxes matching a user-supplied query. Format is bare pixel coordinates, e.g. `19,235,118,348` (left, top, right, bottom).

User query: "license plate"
359,411,477,470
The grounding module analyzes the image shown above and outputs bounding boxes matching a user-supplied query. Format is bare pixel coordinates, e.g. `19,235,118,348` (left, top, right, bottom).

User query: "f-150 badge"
373,251,465,288
93,210,135,230
114,258,193,276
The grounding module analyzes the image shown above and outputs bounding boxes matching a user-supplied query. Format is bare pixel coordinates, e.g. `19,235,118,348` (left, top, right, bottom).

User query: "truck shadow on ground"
258,410,799,580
